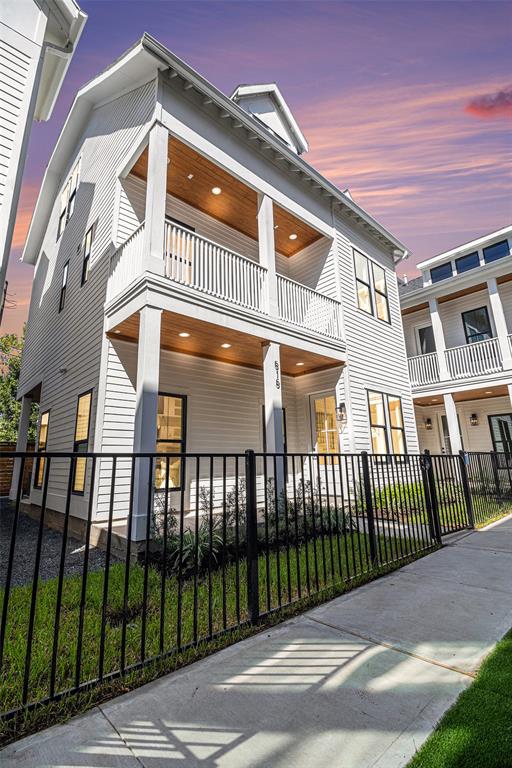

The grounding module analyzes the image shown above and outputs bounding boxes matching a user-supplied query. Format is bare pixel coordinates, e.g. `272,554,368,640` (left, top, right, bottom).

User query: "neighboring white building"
14,35,417,536
0,0,87,321
400,226,512,454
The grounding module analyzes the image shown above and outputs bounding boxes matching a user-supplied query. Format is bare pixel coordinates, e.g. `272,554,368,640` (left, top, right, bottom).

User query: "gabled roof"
230,83,309,155
22,33,411,265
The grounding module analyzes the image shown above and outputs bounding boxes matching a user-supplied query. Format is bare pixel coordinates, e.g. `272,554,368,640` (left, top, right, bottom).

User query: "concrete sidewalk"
3,517,512,768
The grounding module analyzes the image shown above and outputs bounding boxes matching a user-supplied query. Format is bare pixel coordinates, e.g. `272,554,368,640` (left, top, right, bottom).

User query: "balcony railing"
445,337,502,379
277,275,342,339
106,222,145,302
408,352,440,387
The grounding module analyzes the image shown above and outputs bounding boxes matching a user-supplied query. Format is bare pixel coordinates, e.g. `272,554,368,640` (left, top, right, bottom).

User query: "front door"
310,392,339,463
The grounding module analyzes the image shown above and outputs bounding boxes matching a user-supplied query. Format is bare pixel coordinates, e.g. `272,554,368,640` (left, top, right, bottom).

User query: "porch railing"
445,337,502,379
106,222,145,303
408,352,440,387
164,222,267,312
277,275,342,339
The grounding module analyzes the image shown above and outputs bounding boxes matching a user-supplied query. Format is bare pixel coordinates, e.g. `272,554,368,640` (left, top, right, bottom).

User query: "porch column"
443,392,462,454
262,341,285,496
487,278,512,370
508,383,512,409
257,193,279,317
142,122,168,275
429,297,450,380
9,395,32,500
132,305,162,541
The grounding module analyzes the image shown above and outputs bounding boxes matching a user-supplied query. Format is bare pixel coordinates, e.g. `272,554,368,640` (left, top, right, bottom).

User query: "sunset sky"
2,0,511,334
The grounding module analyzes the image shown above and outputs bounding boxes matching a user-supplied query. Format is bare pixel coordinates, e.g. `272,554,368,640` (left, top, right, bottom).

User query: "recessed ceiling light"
187,173,194,180
179,332,190,338
274,225,279,230
296,362,304,366
485,390,493,394
221,343,231,349
114,329,121,334
289,233,298,240
211,187,222,195
431,398,439,402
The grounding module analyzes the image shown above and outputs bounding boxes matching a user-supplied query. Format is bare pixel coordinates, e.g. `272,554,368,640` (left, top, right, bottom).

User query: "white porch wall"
415,395,512,453
403,307,433,357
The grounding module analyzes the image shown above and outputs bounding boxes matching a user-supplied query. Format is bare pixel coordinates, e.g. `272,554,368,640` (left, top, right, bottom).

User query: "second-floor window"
59,261,69,312
57,159,80,238
81,226,94,285
354,250,390,322
462,306,492,344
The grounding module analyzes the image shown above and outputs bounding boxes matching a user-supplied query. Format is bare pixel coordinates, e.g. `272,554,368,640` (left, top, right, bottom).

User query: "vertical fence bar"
245,450,259,623
426,451,442,543
75,455,96,690
459,451,475,529
361,452,378,565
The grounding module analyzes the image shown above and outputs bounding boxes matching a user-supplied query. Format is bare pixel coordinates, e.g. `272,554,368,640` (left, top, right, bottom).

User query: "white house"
400,226,512,454
0,0,87,321
14,35,417,538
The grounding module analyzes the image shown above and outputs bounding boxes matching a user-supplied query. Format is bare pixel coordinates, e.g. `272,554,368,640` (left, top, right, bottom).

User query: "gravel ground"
0,499,115,588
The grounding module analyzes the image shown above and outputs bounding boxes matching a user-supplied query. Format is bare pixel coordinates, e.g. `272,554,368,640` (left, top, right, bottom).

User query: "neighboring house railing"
277,274,342,339
164,222,267,312
408,352,440,387
106,222,145,303
445,337,502,379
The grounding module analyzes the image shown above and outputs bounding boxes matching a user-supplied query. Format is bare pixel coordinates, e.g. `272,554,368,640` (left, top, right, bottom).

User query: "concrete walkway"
3,517,512,768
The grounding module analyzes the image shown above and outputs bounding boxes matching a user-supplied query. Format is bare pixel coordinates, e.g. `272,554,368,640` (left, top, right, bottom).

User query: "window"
417,325,436,354
455,251,479,274
57,159,80,238
59,261,69,312
311,394,339,464
354,250,390,322
488,414,512,454
81,226,93,285
368,391,407,455
430,262,453,283
483,239,509,264
155,394,186,490
34,411,50,489
72,391,92,494
462,306,492,344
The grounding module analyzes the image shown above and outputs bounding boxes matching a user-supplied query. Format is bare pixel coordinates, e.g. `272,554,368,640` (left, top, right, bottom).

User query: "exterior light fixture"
187,173,194,179
336,402,347,427
211,187,222,195
425,418,433,431
221,343,231,349
289,233,297,240
114,329,121,334
470,413,479,427
295,362,304,366
179,332,190,338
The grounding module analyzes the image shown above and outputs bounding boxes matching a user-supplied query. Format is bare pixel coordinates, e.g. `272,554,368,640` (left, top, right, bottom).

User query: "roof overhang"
417,225,512,271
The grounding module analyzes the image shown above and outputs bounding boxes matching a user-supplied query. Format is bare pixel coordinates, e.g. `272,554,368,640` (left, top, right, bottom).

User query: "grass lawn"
408,629,512,768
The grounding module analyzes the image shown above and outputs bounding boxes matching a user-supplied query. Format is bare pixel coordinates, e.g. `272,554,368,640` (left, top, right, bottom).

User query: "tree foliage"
0,332,38,443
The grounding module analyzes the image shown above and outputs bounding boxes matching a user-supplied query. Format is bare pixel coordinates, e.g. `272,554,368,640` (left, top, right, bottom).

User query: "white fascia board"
417,225,512,270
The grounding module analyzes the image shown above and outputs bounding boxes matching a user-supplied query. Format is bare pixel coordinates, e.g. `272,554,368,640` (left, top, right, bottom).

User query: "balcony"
107,221,343,341
408,336,507,388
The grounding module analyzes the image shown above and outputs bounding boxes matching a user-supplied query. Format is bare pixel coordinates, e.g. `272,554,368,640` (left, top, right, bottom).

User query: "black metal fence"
0,447,510,721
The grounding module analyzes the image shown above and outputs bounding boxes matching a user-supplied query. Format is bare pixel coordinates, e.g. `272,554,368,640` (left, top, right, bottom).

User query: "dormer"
230,83,308,155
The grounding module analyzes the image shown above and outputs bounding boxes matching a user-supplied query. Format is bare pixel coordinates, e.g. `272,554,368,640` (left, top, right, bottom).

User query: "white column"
257,193,278,317
262,341,285,498
429,297,450,380
9,395,32,500
443,393,462,454
143,122,168,275
132,306,162,540
487,278,512,369
508,383,512,408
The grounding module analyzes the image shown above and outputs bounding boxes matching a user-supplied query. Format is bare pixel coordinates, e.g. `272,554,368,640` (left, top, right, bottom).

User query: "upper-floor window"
81,226,94,285
72,390,92,494
354,250,390,322
368,391,406,455
483,239,509,264
417,325,435,354
34,411,50,489
57,159,80,239
59,261,69,313
462,306,492,344
430,262,453,283
455,251,479,274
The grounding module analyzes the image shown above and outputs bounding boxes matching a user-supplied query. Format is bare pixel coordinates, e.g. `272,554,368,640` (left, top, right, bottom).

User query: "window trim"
59,261,69,313
34,410,50,490
461,305,492,344
81,226,93,286
353,249,391,324
372,261,390,324
155,392,187,492
367,389,407,456
72,389,93,495
57,158,80,240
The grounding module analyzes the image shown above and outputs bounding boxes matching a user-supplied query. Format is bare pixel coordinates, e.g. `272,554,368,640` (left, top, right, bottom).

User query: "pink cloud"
465,86,512,119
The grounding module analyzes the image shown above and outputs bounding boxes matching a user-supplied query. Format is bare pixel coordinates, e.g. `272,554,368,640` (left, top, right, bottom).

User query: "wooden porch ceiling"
130,135,322,257
109,311,341,377
414,384,510,407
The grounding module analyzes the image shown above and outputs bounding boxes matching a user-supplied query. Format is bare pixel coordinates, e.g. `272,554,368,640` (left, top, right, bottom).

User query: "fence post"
458,451,475,529
245,449,260,623
423,450,442,544
361,451,378,565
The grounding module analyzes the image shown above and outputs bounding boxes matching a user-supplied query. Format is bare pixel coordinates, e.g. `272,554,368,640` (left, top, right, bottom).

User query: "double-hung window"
57,159,80,239
368,391,406,455
81,226,93,285
72,391,92,494
462,306,492,343
155,394,187,491
59,261,69,312
354,250,390,322
34,411,50,489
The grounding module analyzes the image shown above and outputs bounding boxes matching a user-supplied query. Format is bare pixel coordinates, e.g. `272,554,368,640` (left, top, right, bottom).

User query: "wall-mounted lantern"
336,402,347,429
470,413,479,427
425,417,433,431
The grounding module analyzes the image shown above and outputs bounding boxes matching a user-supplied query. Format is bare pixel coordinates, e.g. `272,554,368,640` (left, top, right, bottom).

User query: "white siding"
287,237,336,298
439,288,496,349
403,307,432,357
